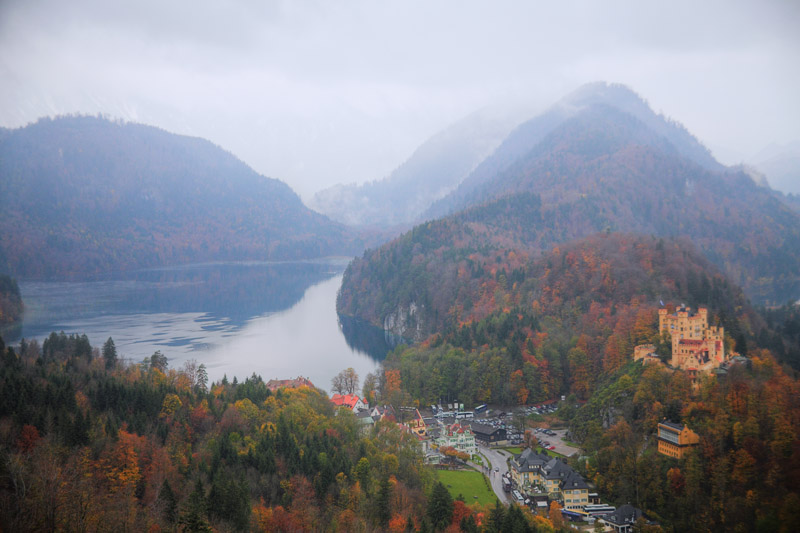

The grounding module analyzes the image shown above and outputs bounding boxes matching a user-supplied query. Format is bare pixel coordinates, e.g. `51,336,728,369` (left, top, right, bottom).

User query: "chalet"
657,421,700,459
405,409,427,437
266,376,314,391
434,422,477,455
601,504,643,533
330,393,367,412
469,422,508,445
371,404,397,422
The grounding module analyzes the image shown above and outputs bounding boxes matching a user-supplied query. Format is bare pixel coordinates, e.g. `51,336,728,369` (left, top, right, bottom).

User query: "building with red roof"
330,393,367,412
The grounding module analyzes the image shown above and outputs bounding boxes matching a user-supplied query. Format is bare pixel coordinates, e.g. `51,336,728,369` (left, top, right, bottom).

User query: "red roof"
330,393,364,409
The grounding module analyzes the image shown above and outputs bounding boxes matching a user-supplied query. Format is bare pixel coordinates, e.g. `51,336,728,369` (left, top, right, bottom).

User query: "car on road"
548,445,555,450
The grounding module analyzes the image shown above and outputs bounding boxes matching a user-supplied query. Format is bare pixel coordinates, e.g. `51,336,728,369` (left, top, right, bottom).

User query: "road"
478,444,510,504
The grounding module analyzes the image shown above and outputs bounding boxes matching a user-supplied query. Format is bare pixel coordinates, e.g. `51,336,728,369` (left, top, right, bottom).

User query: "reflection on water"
338,314,403,360
5,260,385,391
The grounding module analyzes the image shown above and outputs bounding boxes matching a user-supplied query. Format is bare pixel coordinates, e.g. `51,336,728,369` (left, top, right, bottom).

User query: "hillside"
0,274,22,325
310,106,522,228
409,87,800,305
0,116,361,278
358,233,762,404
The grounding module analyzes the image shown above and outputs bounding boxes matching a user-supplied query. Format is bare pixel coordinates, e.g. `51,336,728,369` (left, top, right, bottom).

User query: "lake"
2,260,390,393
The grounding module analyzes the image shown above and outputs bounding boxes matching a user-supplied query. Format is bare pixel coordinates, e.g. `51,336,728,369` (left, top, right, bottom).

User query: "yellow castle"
658,305,727,372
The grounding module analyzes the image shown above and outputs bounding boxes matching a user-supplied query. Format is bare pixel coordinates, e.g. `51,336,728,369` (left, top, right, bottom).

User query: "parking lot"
533,427,580,457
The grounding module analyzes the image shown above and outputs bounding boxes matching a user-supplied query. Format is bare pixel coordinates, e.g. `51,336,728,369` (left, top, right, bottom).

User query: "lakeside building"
266,376,315,391
657,421,700,459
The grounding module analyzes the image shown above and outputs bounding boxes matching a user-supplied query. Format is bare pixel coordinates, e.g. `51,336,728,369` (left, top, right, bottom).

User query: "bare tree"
331,367,359,395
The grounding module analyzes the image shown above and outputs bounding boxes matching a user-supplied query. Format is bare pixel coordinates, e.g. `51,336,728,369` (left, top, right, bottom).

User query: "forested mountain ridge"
345,233,768,402
0,116,361,278
349,89,800,306
310,106,522,228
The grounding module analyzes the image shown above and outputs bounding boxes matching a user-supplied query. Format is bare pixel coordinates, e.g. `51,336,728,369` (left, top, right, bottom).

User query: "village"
268,305,748,531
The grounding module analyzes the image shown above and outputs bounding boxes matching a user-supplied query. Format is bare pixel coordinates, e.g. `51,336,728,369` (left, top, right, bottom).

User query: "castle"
658,306,728,372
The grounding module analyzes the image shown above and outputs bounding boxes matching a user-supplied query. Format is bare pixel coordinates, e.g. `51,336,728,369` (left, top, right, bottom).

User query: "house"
509,449,591,509
657,421,700,459
470,422,508,445
355,408,375,434
266,376,315,391
371,404,397,422
405,409,427,437
561,471,589,511
434,422,477,455
601,504,643,533
330,393,367,412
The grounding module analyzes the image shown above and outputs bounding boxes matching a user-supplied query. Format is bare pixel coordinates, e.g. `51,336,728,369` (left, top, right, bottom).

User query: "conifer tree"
426,481,453,532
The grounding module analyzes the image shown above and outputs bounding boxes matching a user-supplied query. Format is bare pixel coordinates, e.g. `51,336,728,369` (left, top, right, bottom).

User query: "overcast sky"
1,0,798,200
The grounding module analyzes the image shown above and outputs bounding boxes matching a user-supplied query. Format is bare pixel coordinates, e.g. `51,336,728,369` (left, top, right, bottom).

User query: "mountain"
0,116,361,278
401,85,800,305
310,106,524,228
425,82,722,219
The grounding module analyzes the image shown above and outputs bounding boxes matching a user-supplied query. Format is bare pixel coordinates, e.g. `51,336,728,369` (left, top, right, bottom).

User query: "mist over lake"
4,260,387,391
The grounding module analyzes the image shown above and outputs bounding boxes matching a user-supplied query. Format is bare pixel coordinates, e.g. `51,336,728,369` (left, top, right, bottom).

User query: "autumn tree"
549,500,564,529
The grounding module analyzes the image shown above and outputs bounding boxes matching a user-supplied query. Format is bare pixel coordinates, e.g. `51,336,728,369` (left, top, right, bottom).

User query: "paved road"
478,445,510,504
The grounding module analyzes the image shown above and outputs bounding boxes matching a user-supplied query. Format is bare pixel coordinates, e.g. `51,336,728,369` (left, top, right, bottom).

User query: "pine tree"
377,475,392,528
426,481,453,532
102,337,117,369
158,479,177,525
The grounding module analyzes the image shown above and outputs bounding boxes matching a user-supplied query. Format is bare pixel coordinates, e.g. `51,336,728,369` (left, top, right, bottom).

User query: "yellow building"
658,306,727,372
510,449,589,509
657,421,700,459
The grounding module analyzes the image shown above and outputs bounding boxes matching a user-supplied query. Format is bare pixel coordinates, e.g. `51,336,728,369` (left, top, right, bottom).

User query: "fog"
1,0,798,200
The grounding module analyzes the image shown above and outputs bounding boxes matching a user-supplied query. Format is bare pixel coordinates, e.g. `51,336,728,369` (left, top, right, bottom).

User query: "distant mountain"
749,141,800,195
310,106,524,228
339,84,800,316
425,82,722,219
0,116,360,278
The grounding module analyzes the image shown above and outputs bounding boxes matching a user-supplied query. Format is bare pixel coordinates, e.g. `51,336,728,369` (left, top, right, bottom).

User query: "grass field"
436,470,498,507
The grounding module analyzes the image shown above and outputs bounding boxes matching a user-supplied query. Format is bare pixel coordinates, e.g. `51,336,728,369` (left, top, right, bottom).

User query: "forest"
342,230,800,531
0,274,22,325
0,332,579,532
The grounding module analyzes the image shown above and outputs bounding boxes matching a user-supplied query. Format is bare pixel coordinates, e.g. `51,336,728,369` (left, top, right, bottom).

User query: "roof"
330,393,364,409
562,471,589,491
604,504,643,526
659,420,685,432
266,376,315,391
471,422,506,435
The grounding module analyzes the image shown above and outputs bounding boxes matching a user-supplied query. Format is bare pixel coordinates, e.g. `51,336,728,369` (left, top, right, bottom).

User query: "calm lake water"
3,260,389,392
